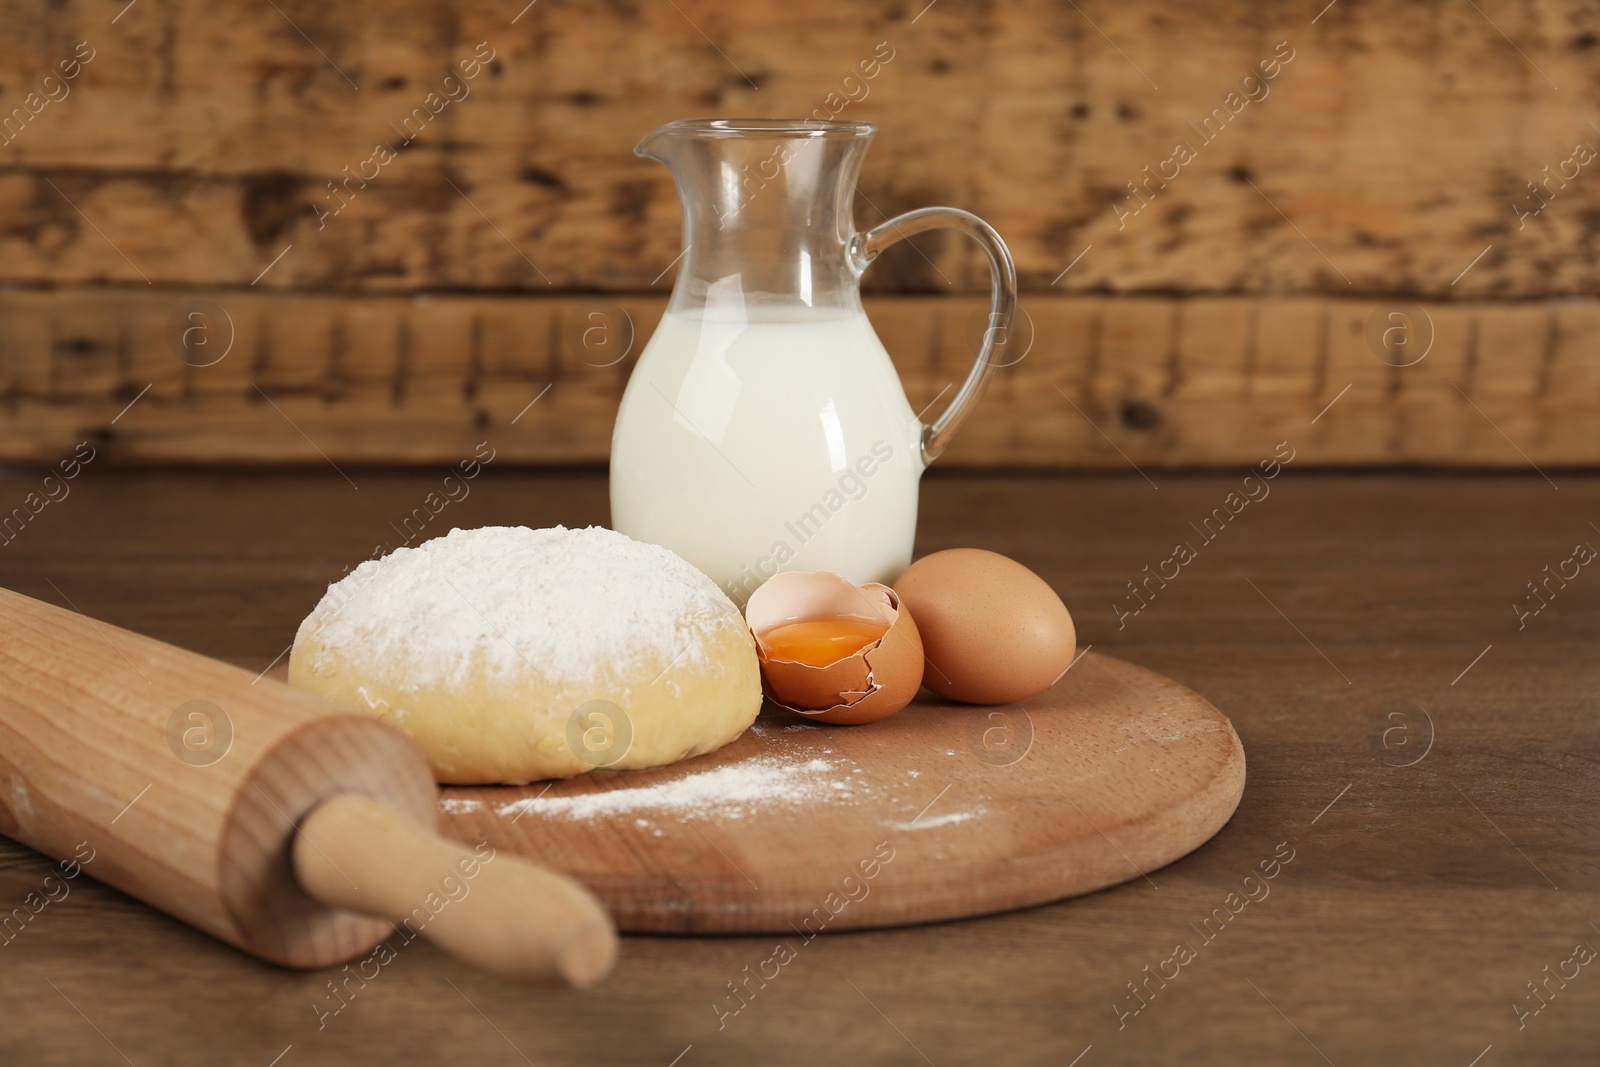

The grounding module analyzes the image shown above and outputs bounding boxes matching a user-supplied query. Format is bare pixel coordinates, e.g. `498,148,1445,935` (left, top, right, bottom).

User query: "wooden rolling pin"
0,586,616,986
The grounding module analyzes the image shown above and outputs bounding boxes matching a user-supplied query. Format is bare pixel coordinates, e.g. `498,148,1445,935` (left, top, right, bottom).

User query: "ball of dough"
288,525,761,784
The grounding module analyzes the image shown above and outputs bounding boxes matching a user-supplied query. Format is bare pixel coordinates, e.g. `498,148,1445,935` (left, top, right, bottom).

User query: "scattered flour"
494,755,844,822
440,757,967,829
895,808,982,831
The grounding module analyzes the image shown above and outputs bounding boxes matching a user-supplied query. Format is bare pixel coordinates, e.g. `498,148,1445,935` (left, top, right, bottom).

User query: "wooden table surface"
1,468,1595,1066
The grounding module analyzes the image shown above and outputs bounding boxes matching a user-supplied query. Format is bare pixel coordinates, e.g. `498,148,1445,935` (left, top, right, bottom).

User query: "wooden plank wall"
0,0,1597,468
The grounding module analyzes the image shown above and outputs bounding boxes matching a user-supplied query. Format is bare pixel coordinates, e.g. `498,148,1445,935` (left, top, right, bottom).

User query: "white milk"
610,305,924,604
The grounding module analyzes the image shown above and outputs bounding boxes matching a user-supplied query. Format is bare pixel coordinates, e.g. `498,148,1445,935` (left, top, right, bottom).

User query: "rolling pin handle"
292,794,617,987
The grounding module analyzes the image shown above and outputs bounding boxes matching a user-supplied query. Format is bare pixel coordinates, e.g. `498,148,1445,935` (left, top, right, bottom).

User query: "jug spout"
633,124,676,165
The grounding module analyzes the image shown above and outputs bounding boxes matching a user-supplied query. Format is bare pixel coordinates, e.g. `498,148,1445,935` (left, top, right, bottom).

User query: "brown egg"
745,571,924,725
893,548,1075,704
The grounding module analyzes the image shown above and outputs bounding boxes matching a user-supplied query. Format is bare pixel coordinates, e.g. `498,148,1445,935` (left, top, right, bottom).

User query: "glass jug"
610,118,1017,605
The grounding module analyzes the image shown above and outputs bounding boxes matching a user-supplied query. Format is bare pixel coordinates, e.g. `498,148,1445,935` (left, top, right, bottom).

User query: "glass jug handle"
849,207,1019,466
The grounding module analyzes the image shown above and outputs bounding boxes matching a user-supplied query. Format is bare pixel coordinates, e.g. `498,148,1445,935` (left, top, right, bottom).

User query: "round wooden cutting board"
436,652,1245,934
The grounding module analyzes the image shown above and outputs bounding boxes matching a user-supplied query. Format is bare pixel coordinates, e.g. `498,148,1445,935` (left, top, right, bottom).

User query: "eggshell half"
745,571,925,725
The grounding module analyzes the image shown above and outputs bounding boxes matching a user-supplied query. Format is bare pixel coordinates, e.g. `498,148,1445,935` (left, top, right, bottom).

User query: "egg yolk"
758,616,889,668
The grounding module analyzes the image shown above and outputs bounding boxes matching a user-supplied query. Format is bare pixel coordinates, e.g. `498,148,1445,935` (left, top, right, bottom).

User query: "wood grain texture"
0,469,1595,1065
437,652,1246,933
0,1,1596,296
3,0,1597,468
3,287,1598,468
0,585,440,968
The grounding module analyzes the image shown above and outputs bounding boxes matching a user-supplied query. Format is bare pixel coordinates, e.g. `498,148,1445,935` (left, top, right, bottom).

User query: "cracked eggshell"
745,571,924,725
